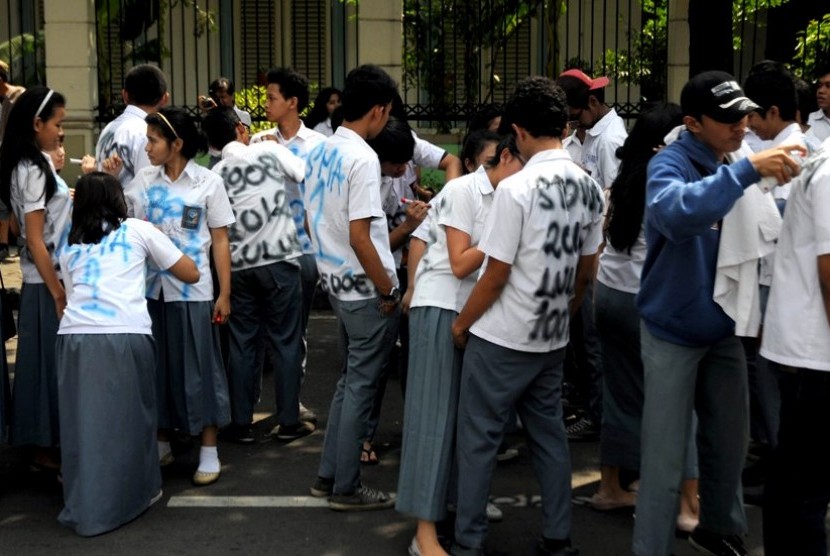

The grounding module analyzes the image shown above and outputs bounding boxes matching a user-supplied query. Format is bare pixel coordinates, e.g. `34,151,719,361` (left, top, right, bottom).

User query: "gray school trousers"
455,335,571,549
318,296,400,494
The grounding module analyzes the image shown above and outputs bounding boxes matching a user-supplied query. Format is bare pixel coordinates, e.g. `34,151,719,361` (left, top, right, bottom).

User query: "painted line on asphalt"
167,495,330,508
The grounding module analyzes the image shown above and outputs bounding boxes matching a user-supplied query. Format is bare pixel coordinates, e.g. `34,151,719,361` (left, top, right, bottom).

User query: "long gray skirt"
57,334,161,537
148,299,230,434
396,306,462,521
10,283,60,447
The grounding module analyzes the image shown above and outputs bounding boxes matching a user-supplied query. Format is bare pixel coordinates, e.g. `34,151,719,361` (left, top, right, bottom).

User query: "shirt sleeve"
813,164,830,256
135,220,186,270
205,174,237,228
347,156,385,222
581,179,605,255
478,185,522,265
596,134,625,189
439,180,475,236
21,163,48,214
412,135,446,169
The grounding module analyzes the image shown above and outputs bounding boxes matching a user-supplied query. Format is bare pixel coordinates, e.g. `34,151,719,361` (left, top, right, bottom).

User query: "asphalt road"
0,311,764,555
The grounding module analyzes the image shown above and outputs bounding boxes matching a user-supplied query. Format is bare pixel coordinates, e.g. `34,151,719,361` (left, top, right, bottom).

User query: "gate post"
667,0,690,103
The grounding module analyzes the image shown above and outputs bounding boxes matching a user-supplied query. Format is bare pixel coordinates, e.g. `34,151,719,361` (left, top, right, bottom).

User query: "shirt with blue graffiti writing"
58,219,184,335
303,125,398,301
125,160,236,302
9,155,73,283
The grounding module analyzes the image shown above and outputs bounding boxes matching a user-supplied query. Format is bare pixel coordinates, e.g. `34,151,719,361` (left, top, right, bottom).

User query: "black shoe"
566,416,599,441
536,537,579,556
689,528,747,556
271,420,316,442
221,423,256,444
310,476,334,498
329,484,395,511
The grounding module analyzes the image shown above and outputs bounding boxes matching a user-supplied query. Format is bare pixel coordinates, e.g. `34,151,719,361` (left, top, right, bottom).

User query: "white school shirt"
251,122,326,255
380,163,418,268
313,118,334,137
95,105,152,187
758,123,809,287
303,126,398,301
58,219,184,335
411,166,494,312
597,227,646,294
125,160,236,302
212,141,306,271
760,145,830,371
806,109,830,143
580,109,627,190
470,150,604,353
10,156,72,283
563,132,583,163
413,133,446,169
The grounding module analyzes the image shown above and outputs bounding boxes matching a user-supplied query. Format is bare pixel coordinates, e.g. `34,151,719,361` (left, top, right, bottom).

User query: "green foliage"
0,32,45,87
595,0,667,101
792,12,830,79
732,0,789,50
234,85,271,133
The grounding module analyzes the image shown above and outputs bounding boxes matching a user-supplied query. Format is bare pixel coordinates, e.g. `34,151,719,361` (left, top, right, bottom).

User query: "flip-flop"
573,494,635,512
360,446,379,466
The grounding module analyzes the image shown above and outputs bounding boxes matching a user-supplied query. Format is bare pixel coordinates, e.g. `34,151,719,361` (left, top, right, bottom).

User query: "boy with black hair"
449,76,604,556
807,65,830,143
203,106,314,444
304,64,401,512
96,64,169,187
632,70,805,556
251,67,327,422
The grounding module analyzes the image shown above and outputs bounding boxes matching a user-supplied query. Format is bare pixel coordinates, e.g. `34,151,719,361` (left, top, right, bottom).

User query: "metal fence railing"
1,0,44,88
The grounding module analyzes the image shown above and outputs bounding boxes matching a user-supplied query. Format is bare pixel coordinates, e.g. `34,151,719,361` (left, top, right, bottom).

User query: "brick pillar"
667,0,690,103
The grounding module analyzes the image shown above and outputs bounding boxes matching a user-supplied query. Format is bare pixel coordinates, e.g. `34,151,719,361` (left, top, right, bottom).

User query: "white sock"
197,446,220,473
158,441,172,461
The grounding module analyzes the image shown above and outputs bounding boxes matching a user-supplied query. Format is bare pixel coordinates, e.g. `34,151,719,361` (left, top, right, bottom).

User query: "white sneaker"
486,502,503,522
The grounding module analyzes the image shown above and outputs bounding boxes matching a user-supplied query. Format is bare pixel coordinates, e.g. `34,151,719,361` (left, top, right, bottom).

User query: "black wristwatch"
380,286,401,304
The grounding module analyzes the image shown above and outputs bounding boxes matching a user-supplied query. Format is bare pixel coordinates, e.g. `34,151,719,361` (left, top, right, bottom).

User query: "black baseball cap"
681,70,760,124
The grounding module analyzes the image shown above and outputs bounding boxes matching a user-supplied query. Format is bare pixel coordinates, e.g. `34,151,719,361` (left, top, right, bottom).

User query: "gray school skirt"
148,299,230,435
10,283,60,447
56,333,162,536
396,306,463,521
0,293,10,443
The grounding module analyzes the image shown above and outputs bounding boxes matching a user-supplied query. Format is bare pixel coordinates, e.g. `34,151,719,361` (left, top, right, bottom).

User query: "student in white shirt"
304,64,400,512
397,133,523,556
0,87,72,473
806,66,830,143
794,76,824,152
760,142,830,556
203,106,314,444
125,107,235,487
96,64,169,187
207,76,252,128
251,68,327,422
450,76,603,556
743,62,811,458
305,87,342,137
56,172,198,536
557,68,624,440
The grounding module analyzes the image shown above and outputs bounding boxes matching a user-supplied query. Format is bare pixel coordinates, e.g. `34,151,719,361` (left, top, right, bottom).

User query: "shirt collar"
771,122,804,148
221,141,248,159
334,125,370,147
124,105,149,119
274,121,315,144
808,110,830,123
524,148,572,168
587,108,619,137
153,158,200,185
473,164,494,195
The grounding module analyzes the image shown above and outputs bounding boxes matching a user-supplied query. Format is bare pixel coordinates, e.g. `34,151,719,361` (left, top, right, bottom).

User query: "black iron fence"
1,0,44,87
401,0,830,128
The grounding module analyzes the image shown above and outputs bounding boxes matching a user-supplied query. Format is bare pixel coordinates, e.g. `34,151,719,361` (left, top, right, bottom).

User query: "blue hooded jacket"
636,130,761,346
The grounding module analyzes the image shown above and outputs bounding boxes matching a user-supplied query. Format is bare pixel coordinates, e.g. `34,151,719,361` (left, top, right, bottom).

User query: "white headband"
34,89,54,120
